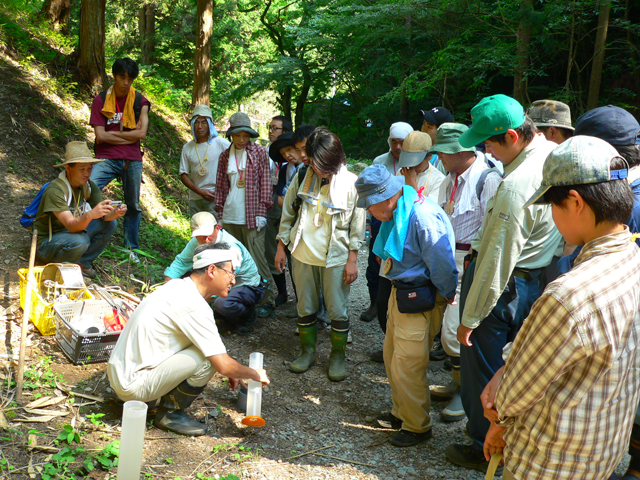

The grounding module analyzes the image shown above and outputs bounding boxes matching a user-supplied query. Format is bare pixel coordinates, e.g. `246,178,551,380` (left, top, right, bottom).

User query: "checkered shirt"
495,227,640,480
215,141,273,229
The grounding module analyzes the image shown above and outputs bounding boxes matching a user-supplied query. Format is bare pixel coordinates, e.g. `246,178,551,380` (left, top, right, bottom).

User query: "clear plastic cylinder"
246,352,263,418
117,400,148,480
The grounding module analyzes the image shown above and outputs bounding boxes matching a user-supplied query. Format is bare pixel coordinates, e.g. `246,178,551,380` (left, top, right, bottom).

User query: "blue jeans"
213,284,265,324
37,218,117,268
90,159,143,250
460,262,542,451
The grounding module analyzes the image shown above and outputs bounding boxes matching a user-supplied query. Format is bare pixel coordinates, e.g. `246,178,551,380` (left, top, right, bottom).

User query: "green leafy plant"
86,413,106,429
56,424,81,445
23,356,63,390
89,440,120,471
42,445,86,480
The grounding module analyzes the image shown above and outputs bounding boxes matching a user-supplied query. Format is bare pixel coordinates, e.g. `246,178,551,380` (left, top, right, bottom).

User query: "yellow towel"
101,85,137,129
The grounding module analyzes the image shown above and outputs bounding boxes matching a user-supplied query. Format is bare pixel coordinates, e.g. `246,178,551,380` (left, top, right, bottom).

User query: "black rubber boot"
155,380,208,436
359,288,378,322
274,273,288,306
290,323,318,373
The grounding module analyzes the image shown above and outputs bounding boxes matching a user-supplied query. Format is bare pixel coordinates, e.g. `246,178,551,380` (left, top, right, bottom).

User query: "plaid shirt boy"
215,141,272,229
495,227,640,479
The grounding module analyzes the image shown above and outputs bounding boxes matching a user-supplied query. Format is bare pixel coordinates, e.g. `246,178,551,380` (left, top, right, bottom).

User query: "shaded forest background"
2,0,639,158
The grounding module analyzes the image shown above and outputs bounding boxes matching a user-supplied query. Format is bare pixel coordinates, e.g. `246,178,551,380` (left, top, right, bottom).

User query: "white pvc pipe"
117,401,148,480
245,352,263,418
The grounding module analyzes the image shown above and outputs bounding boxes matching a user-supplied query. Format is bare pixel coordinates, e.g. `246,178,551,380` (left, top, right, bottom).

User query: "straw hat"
54,141,105,168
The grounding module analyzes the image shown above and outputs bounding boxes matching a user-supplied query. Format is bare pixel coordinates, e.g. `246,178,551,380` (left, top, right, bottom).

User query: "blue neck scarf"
372,185,417,262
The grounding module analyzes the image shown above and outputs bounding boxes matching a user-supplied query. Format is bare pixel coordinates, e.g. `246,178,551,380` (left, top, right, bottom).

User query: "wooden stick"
312,452,375,467
17,229,38,403
285,444,334,460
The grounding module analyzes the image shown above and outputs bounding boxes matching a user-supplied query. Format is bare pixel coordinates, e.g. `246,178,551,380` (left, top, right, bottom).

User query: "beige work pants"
111,345,216,403
384,287,446,433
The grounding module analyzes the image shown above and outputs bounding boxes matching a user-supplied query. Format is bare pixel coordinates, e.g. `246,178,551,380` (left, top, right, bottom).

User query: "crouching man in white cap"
356,164,457,447
107,242,270,436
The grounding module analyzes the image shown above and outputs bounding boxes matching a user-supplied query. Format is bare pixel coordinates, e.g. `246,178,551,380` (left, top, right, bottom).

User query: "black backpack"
98,90,143,123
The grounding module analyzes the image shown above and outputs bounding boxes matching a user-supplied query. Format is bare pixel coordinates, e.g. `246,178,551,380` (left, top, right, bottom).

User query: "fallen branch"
55,381,104,402
312,452,375,467
285,444,334,460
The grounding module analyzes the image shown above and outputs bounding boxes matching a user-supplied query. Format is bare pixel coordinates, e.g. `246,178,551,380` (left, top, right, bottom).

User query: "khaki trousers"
384,287,446,433
111,345,216,403
224,223,276,305
440,249,467,357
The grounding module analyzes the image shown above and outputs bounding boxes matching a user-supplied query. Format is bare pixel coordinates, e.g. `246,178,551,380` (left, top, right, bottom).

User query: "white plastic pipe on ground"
117,400,148,480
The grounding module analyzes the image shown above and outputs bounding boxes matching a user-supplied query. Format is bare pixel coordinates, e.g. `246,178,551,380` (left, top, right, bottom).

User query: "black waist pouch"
395,280,437,314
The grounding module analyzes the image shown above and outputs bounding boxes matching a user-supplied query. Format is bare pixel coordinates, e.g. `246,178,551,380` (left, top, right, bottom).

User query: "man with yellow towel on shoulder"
89,57,150,263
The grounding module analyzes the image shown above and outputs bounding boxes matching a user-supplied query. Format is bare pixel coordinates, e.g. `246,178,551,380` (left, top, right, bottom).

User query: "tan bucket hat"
54,141,104,168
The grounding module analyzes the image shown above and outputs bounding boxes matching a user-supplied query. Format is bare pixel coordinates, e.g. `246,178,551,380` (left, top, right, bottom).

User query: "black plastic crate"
54,300,125,365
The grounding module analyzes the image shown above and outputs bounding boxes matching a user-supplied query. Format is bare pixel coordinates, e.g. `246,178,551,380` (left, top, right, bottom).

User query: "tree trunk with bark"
513,0,533,104
40,0,70,33
139,4,156,65
587,1,611,110
192,0,213,107
77,0,107,94
294,72,311,128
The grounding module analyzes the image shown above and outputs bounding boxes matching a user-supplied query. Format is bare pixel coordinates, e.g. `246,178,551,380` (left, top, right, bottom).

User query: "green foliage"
42,445,86,480
23,356,63,390
56,424,81,445
88,441,120,471
85,413,106,429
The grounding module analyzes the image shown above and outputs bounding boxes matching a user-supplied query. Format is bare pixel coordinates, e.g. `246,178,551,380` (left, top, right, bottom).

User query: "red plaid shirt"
215,141,273,229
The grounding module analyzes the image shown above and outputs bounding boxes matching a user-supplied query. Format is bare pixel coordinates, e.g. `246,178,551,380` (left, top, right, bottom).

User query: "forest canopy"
3,0,639,158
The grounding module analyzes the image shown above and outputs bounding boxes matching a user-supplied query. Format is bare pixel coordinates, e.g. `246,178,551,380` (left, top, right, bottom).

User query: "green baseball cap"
430,123,477,155
459,94,526,148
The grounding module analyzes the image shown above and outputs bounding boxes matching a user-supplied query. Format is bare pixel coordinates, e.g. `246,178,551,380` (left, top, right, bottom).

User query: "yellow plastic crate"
18,268,93,336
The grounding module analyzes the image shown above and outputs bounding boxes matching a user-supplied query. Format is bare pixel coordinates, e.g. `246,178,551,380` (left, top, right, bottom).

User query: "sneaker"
376,412,402,430
257,304,275,318
441,393,466,422
429,339,446,361
81,266,97,279
445,443,502,475
129,251,140,264
390,429,432,447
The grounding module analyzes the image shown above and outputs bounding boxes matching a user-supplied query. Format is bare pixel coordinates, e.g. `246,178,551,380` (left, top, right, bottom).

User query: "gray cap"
355,164,405,209
527,100,574,130
524,135,627,207
429,123,476,155
191,104,213,121
226,112,259,138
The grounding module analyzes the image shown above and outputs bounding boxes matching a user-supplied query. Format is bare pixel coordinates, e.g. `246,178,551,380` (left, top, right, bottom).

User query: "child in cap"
482,135,640,480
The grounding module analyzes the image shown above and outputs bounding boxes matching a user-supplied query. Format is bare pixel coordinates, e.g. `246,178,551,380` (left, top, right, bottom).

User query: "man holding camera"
34,141,127,278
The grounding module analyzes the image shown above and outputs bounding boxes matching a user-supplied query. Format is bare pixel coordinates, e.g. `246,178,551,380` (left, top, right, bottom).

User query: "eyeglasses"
218,266,236,281
269,126,283,132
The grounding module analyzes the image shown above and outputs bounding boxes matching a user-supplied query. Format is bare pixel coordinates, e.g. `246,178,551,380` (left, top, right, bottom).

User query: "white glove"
256,216,267,232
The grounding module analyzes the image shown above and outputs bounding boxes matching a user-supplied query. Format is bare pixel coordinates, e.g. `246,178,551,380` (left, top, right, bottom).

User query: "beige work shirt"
462,134,562,329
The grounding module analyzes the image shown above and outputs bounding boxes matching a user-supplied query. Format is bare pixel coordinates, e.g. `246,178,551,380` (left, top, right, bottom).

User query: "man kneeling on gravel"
356,165,457,447
107,242,270,436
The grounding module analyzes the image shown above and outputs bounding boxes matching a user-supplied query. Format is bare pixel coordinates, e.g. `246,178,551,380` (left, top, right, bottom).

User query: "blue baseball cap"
575,105,640,146
355,165,405,209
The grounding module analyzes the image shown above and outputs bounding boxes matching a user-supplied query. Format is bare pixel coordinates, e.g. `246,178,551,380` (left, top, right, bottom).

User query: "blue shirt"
384,196,458,299
164,230,261,288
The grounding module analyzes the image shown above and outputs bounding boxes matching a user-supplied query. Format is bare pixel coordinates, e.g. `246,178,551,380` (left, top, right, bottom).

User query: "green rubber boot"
328,330,348,382
290,324,318,373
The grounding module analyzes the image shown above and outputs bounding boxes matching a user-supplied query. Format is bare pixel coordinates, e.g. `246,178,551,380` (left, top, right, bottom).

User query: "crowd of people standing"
32,57,640,480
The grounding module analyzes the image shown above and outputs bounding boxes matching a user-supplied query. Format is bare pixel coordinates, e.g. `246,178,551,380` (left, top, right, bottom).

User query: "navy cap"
269,132,295,164
575,105,640,146
355,165,405,209
421,106,454,126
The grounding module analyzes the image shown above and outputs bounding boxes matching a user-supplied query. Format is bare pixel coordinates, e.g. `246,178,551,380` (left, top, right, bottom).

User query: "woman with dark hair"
275,127,366,381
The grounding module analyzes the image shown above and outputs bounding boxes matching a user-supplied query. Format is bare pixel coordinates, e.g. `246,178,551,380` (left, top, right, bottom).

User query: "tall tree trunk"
40,0,70,33
587,1,611,110
77,0,106,94
278,85,292,120
192,0,213,106
399,14,411,121
565,2,576,91
139,4,156,65
294,73,311,128
513,0,533,104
